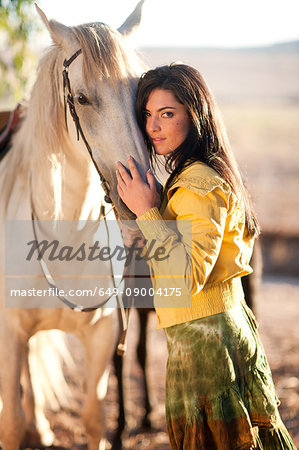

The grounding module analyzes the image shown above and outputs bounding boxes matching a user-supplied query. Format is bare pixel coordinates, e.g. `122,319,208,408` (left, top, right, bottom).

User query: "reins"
31,196,130,355
31,202,123,312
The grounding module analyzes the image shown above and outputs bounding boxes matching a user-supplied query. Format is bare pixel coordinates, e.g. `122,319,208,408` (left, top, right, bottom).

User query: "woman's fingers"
116,169,124,188
116,169,126,199
115,158,157,216
127,156,142,181
116,161,132,185
146,169,156,191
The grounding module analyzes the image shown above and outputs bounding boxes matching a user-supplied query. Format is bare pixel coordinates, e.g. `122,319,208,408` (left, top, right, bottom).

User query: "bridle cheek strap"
62,49,113,205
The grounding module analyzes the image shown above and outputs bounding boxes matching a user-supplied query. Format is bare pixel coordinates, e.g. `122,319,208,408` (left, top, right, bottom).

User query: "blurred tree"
0,0,39,105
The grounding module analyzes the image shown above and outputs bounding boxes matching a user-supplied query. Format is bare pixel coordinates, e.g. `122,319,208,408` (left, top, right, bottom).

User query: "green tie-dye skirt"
164,302,296,449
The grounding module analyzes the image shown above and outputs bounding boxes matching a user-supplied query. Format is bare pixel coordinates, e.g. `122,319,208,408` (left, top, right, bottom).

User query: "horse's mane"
1,22,145,216
1,45,66,215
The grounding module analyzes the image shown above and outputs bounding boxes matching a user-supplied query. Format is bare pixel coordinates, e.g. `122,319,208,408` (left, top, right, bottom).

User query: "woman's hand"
116,156,157,217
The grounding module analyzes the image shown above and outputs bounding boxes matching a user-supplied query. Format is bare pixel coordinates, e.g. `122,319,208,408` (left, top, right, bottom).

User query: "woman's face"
144,88,191,156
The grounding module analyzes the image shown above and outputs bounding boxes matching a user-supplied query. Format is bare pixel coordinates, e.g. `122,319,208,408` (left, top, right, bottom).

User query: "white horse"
0,2,150,449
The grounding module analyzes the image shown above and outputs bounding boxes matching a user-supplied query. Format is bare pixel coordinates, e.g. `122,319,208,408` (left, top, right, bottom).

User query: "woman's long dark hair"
136,64,260,238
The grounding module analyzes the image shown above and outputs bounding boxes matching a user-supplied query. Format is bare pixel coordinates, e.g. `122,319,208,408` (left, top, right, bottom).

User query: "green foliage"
0,0,40,105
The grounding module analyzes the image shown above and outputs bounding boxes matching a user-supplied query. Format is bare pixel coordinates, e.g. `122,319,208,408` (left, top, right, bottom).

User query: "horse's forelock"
71,23,142,87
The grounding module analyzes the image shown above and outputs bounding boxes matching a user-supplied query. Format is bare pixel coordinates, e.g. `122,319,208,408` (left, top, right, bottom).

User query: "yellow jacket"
137,161,254,329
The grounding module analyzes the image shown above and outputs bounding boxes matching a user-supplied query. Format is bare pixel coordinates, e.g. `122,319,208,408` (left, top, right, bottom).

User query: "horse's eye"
78,93,89,105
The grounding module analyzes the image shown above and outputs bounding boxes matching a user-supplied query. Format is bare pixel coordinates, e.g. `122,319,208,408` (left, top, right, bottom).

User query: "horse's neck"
31,144,102,221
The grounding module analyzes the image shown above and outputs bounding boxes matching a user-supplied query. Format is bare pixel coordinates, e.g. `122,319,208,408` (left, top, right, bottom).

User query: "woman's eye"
162,111,174,118
144,111,150,118
78,94,89,105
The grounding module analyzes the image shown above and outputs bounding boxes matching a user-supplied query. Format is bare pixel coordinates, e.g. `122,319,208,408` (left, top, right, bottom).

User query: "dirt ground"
45,275,299,449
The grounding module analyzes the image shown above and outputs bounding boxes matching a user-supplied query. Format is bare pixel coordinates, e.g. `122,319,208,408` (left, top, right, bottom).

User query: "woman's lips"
152,137,166,144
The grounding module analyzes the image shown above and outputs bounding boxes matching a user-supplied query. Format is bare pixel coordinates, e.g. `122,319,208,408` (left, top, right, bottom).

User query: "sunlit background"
38,0,299,48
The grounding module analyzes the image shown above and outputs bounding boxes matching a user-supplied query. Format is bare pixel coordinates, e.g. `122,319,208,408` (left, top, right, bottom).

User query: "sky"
37,0,299,48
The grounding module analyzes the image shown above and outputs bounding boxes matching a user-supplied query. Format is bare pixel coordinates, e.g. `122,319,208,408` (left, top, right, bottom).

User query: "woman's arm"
136,187,228,305
116,157,228,306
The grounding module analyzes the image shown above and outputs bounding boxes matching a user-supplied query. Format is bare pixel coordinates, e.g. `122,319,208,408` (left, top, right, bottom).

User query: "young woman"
116,64,296,449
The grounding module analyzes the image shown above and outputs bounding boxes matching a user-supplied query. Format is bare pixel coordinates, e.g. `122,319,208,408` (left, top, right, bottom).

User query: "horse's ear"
35,3,72,47
117,0,146,36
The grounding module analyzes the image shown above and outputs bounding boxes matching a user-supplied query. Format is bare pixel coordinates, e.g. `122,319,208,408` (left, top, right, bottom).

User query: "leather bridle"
30,49,133,353
62,49,113,205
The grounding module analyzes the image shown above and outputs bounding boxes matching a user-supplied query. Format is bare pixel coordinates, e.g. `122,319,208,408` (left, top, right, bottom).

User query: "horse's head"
36,2,151,222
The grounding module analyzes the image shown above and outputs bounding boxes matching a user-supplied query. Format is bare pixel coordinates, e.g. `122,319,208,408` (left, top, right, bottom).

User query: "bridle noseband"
62,49,113,205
